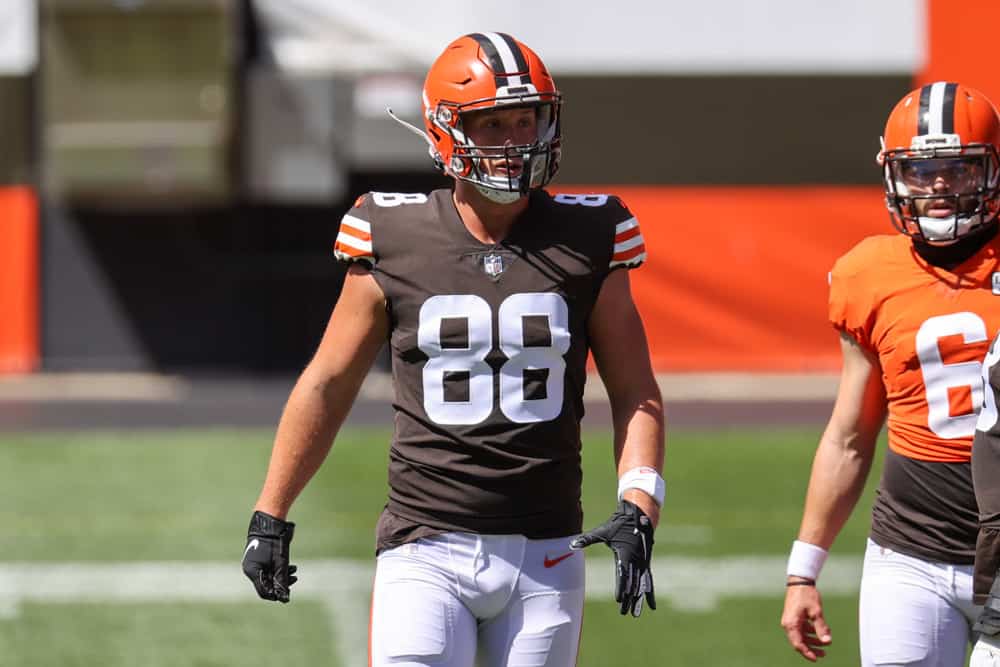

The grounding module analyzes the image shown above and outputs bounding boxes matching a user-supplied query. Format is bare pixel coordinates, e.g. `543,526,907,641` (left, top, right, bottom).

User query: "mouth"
494,162,523,178
926,200,957,217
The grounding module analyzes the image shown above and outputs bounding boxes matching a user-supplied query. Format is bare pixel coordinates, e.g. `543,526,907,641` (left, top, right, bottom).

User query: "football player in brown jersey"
241,32,665,666
780,82,1000,666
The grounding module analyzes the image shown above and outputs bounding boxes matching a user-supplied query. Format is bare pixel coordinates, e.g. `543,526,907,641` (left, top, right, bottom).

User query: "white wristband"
786,540,828,580
617,466,666,507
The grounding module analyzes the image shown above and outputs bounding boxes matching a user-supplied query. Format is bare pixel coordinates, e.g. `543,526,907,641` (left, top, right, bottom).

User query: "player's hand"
781,580,832,661
242,510,298,603
570,499,656,617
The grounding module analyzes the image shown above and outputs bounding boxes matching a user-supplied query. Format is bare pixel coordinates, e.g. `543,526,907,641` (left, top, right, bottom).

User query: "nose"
932,175,951,193
508,124,537,145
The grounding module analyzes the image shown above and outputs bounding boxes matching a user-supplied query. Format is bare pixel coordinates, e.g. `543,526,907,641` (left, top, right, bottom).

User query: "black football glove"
242,510,298,603
570,499,656,617
975,571,1000,636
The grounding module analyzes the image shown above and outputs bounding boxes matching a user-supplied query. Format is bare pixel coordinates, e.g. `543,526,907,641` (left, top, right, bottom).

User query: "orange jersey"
830,233,1000,462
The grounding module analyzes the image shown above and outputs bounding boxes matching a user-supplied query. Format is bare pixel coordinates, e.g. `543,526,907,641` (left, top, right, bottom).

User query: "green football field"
1,425,884,666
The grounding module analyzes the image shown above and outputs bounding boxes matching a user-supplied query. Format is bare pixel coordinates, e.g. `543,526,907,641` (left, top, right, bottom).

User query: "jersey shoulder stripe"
333,211,375,266
611,216,646,269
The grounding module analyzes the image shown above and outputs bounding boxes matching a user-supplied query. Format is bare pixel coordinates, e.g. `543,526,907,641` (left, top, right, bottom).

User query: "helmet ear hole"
449,156,466,175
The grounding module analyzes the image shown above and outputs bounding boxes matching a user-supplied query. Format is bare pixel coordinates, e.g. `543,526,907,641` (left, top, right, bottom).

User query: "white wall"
254,0,923,74
0,0,37,75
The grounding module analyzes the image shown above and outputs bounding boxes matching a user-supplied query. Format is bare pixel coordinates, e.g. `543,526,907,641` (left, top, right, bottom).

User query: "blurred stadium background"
0,0,995,665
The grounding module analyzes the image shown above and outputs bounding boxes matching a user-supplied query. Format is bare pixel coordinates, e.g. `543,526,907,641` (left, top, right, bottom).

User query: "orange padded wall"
0,186,39,373
916,0,1000,108
556,185,888,371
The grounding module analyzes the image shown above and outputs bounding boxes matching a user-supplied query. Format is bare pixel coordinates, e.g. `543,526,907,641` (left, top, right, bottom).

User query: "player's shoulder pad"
827,234,906,346
830,234,905,283
333,191,434,267
551,193,647,270
333,192,376,267
550,192,632,219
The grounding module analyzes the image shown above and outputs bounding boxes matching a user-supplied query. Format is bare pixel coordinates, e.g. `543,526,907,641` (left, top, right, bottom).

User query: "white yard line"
0,556,862,666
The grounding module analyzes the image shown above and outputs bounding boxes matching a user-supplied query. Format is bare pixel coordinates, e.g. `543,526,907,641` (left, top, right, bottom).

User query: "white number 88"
417,293,570,425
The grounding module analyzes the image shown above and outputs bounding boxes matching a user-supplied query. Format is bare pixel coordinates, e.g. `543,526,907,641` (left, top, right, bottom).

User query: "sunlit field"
1,426,882,666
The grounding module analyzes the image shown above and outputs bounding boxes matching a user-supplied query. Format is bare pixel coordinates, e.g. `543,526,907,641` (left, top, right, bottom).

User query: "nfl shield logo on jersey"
483,253,505,278
993,272,1000,295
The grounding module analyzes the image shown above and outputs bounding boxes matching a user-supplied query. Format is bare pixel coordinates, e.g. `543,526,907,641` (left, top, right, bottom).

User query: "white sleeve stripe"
335,232,372,253
613,235,645,253
340,214,371,234
614,217,639,234
610,252,646,267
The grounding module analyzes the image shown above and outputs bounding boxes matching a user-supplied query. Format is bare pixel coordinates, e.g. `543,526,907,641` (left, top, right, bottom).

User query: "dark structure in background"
36,1,910,373
0,77,33,187
44,173,444,373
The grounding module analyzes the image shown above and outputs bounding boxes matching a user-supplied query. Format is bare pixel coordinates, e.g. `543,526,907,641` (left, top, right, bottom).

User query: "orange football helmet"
880,82,1000,243
419,32,562,203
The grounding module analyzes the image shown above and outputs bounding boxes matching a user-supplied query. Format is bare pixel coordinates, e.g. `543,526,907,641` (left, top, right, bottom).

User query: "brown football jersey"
972,332,1000,601
333,189,646,552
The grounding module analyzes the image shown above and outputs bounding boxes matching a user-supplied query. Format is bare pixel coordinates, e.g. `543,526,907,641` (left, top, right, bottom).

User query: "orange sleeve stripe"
340,227,372,243
333,242,367,257
614,226,642,243
613,244,646,262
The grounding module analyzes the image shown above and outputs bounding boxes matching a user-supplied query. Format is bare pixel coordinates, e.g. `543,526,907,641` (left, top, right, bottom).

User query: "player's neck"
453,183,530,245
912,219,999,269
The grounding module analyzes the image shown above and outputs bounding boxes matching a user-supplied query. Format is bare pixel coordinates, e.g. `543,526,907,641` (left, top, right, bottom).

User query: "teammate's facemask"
879,81,1000,244
388,32,563,205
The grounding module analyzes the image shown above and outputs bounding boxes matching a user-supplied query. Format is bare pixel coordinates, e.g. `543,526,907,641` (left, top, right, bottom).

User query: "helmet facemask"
882,137,1000,244
430,93,562,204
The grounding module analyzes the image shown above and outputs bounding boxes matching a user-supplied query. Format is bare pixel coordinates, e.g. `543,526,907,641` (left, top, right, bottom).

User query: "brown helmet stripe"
941,82,957,134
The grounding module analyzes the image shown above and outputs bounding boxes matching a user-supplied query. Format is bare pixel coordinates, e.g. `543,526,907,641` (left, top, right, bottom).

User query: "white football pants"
858,539,980,666
971,634,1000,667
369,532,585,667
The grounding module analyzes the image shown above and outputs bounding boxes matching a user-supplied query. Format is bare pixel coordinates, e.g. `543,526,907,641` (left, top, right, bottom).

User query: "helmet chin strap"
465,137,532,204
473,183,523,204
916,212,982,243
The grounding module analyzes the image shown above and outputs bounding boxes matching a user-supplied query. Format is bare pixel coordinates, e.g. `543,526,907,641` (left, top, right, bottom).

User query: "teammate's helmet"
422,32,562,204
880,81,1000,243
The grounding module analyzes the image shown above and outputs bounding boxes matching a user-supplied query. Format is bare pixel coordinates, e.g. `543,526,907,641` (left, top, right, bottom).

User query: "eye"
900,164,925,180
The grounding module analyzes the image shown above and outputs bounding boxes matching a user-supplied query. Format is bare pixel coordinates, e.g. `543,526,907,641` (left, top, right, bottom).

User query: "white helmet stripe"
927,81,947,135
918,81,958,137
482,32,526,87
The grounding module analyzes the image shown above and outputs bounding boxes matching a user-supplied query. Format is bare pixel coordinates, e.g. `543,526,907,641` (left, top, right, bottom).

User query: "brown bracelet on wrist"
786,579,816,587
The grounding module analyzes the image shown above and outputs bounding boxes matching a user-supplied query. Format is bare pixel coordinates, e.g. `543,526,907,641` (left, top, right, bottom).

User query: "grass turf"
1,425,881,665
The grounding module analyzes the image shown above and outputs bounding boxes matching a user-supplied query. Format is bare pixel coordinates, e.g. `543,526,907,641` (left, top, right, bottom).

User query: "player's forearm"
796,430,876,549
254,367,360,518
613,392,665,526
